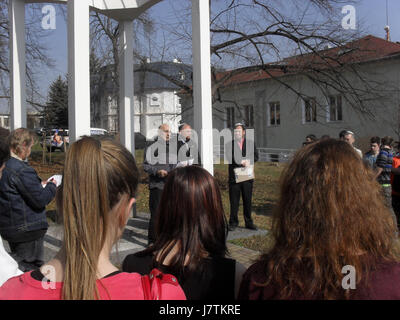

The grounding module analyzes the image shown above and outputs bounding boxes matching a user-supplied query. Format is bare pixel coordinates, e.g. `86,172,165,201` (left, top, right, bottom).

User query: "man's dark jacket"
226,138,259,184
177,136,201,165
143,138,177,190
0,157,56,241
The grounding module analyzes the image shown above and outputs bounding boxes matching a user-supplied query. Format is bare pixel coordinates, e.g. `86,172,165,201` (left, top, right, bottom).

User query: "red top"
237,138,244,150
392,156,400,196
0,271,186,300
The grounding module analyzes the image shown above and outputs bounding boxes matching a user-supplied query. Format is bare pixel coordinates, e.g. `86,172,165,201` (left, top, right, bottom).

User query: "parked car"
40,128,109,152
90,128,109,136
34,127,46,137
40,129,69,152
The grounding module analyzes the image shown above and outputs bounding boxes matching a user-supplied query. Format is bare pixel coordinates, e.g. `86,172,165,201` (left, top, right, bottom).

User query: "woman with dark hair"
239,139,400,300
123,166,246,299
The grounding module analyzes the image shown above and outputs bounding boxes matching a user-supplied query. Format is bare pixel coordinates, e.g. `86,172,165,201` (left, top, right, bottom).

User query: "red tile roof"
216,35,400,87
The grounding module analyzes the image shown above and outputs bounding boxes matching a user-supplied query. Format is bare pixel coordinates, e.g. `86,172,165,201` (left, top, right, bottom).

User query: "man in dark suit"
227,122,258,231
177,123,201,166
143,124,177,244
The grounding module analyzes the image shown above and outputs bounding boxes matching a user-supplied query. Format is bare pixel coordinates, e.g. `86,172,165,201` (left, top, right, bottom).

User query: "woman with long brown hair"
239,138,400,299
0,136,185,300
123,165,246,299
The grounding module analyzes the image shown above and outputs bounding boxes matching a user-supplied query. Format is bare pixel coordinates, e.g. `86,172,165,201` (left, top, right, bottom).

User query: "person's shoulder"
205,256,237,270
0,274,25,299
0,272,61,300
354,258,400,299
393,156,400,166
240,260,268,284
122,251,153,273
5,157,24,171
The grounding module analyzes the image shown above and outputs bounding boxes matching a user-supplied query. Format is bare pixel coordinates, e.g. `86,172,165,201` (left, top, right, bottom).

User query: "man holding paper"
227,122,258,231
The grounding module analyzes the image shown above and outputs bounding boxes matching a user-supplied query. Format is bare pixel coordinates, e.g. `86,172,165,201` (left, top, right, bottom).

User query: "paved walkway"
5,212,266,269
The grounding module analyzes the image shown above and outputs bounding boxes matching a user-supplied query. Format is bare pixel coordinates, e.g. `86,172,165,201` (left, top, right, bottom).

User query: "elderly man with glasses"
339,130,362,158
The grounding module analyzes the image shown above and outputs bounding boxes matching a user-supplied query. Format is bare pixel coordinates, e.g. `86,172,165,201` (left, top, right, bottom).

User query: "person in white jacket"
0,236,23,286
0,135,23,286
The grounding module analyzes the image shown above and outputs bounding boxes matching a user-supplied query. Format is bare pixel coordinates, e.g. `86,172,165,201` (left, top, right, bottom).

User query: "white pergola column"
119,20,135,153
67,0,91,142
9,0,26,129
191,0,214,175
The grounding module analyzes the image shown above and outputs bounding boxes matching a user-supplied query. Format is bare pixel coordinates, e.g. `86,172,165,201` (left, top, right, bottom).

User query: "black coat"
226,138,258,184
0,157,56,241
177,137,201,165
143,138,177,190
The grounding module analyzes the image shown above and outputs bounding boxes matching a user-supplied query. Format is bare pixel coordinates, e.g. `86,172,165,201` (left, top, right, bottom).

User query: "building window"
268,102,280,126
226,107,235,128
243,105,254,127
150,94,160,107
329,95,343,121
303,98,317,123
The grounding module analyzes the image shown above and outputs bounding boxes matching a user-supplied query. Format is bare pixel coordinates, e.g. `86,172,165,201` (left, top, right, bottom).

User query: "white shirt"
0,236,23,286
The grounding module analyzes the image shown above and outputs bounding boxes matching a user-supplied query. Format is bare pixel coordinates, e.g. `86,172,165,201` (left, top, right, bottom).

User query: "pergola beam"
9,0,27,130
191,0,214,175
119,20,135,153
67,0,91,142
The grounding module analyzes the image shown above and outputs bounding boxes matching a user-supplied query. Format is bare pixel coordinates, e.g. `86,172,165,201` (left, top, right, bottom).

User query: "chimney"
384,25,391,41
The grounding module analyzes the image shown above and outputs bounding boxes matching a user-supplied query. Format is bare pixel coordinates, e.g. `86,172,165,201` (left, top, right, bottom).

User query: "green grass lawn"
31,144,283,252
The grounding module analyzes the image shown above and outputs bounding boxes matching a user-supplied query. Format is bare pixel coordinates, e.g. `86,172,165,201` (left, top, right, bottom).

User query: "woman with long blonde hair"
239,138,400,299
0,136,185,300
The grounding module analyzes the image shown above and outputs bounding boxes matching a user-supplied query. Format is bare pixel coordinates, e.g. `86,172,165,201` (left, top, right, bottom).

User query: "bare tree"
89,10,155,133
137,0,397,128
0,1,55,112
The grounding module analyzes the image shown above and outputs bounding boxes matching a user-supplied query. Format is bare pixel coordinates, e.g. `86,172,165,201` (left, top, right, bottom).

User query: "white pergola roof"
25,0,162,20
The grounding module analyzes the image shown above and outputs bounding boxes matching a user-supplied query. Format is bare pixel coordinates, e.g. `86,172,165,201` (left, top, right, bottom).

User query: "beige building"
181,35,400,151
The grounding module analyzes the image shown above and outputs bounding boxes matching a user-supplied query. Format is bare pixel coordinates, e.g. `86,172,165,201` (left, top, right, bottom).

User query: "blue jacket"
0,157,56,241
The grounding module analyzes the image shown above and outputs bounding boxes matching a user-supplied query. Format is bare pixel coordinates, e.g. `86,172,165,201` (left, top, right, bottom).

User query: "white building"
181,35,400,152
0,98,43,130
92,61,192,140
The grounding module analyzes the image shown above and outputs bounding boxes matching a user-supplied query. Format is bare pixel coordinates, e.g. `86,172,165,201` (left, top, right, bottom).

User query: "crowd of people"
303,131,400,228
1,125,400,299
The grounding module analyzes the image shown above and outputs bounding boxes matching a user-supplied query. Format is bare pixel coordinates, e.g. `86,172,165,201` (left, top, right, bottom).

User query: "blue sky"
2,0,399,113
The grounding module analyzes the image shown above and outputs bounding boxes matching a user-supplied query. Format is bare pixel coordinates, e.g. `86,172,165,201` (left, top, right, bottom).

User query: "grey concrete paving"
3,211,265,268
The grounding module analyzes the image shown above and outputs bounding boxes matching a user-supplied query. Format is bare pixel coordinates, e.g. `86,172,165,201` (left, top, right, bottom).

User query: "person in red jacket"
0,137,185,300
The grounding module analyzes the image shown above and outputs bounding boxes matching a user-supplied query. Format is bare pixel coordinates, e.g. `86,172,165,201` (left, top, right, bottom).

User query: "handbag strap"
141,268,180,300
